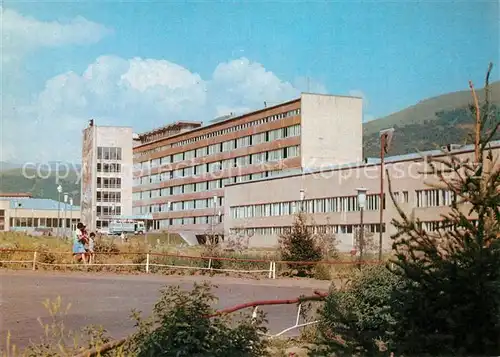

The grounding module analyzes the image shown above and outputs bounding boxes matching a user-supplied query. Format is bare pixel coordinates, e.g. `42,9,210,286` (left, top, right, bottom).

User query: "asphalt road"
0,271,330,350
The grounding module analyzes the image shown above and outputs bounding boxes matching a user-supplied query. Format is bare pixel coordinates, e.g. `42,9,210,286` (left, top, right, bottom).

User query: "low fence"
0,248,383,279
73,290,330,357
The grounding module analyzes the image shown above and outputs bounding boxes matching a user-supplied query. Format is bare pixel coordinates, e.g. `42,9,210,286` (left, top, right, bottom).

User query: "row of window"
133,196,224,214
416,189,456,208
134,109,301,159
96,191,122,203
134,145,300,186
230,223,386,237
133,169,299,202
10,217,78,228
97,177,122,189
97,163,121,173
97,147,123,161
155,215,223,228
230,194,384,219
96,205,122,216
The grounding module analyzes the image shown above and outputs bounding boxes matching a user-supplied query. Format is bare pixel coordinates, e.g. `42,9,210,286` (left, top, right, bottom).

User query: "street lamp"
57,185,62,237
212,195,218,242
356,187,367,267
299,189,305,213
379,128,394,261
63,193,69,238
166,201,171,245
69,197,74,235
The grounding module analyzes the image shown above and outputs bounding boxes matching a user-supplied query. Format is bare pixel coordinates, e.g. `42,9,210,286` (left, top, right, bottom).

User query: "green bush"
124,282,269,356
312,265,401,356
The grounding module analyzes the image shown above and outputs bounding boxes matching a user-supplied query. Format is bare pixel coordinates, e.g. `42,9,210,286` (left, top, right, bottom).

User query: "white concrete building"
81,120,133,231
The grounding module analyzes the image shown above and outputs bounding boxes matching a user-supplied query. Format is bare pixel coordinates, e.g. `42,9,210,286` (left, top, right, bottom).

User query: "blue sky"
2,0,499,162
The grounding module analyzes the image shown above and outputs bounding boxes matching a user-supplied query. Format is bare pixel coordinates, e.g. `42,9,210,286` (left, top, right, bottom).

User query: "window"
285,146,300,158
286,124,301,137
97,163,121,173
98,147,122,160
172,152,184,162
222,140,236,152
208,179,222,190
267,149,284,162
235,155,251,167
252,132,266,145
184,150,195,160
196,181,208,192
268,128,284,141
208,143,220,155
236,136,251,148
196,147,208,157
97,177,122,188
195,164,207,175
251,152,266,165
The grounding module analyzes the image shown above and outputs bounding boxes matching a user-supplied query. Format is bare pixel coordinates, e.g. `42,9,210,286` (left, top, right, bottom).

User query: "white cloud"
4,56,325,163
1,6,112,64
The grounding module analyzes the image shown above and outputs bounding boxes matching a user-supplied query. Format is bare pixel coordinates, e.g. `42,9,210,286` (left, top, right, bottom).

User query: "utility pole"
57,185,62,237
378,128,394,261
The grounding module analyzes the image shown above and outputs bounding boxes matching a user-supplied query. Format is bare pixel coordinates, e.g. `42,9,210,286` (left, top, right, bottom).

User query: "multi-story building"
132,93,363,243
81,120,133,231
224,141,500,251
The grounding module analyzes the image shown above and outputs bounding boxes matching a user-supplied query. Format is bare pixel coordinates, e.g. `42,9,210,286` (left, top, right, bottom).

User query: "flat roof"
225,140,500,188
1,197,80,211
134,96,302,150
0,192,33,198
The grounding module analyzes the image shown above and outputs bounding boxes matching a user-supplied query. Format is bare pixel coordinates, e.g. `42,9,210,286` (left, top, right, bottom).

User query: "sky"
1,0,499,164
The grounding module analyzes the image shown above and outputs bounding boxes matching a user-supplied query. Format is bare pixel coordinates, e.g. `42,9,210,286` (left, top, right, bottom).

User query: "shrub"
124,282,269,356
278,213,323,277
93,237,120,255
312,265,402,356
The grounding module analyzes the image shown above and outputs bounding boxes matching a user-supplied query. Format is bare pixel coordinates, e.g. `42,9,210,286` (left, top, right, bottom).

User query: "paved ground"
0,270,331,350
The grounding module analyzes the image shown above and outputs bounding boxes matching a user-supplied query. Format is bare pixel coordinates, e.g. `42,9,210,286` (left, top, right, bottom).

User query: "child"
86,232,96,264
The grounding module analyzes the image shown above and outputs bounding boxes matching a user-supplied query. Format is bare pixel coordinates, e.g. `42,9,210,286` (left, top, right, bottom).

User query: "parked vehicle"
108,219,145,235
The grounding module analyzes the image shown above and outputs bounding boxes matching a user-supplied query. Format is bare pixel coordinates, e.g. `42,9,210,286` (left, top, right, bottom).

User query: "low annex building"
0,193,81,236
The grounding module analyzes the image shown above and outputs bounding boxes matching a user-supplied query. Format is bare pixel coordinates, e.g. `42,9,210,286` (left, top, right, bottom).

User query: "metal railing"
72,290,329,357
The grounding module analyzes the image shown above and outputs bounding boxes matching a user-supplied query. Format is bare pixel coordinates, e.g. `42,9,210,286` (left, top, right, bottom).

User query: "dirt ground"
0,270,331,350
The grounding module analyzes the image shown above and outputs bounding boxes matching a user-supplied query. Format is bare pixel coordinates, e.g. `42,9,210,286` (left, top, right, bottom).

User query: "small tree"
125,282,268,357
278,212,323,277
387,62,500,356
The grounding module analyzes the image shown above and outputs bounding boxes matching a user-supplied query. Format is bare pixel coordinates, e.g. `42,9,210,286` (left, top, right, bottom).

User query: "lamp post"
299,189,305,213
69,197,74,235
356,187,367,268
212,195,217,243
63,193,68,238
166,201,171,245
378,128,394,261
57,185,62,237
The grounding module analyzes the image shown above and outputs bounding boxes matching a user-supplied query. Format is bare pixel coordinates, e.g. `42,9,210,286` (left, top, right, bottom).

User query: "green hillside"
0,168,81,204
363,81,500,157
364,81,500,136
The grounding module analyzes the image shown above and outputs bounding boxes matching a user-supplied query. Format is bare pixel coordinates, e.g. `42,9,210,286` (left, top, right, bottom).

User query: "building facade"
224,142,500,251
0,193,81,235
132,94,363,242
81,121,133,231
